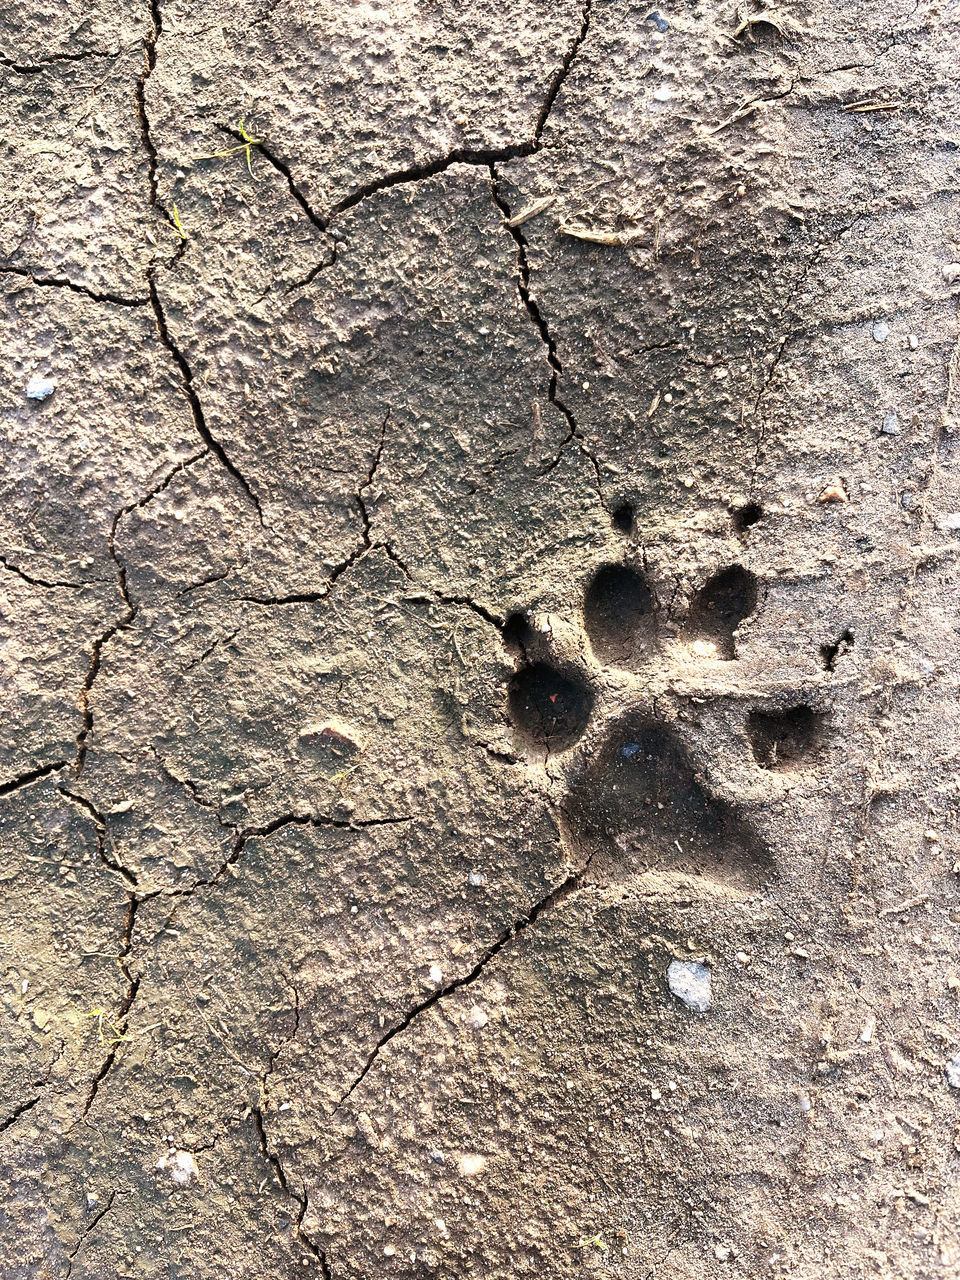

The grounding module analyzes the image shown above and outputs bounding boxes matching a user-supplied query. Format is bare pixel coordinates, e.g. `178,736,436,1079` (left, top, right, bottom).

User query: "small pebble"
156,1150,199,1186
647,9,670,31
872,321,890,342
667,959,712,1013
908,334,919,349
466,1005,488,1030
467,870,485,887
428,964,443,984
429,1150,445,1165
26,377,55,400
881,410,900,435
942,263,960,284
818,484,848,503
936,513,960,530
859,1015,876,1044
946,1055,960,1088
735,951,749,964
621,742,642,759
457,1153,486,1176
653,84,675,102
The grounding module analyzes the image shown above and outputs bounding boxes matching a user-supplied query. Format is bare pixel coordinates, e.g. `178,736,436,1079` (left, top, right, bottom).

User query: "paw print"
504,514,830,892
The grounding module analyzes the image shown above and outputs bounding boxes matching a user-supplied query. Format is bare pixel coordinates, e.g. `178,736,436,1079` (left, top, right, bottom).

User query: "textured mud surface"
3,0,960,1276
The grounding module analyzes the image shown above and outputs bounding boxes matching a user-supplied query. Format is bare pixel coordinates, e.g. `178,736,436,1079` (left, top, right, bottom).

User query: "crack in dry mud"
748,210,867,492
0,1095,41,1133
0,555,88,590
64,1189,118,1277
253,1108,333,1276
283,0,593,292
0,46,121,73
0,759,69,796
335,844,595,1110
489,164,607,504
146,275,264,521
0,266,146,307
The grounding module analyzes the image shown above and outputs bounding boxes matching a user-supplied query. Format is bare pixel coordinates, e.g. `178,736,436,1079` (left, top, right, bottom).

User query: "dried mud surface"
2,0,960,1276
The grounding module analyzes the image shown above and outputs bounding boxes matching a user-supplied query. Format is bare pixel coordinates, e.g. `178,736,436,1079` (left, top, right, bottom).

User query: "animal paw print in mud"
504,532,828,892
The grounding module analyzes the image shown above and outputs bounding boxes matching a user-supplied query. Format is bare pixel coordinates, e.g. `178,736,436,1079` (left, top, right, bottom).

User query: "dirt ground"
2,0,960,1275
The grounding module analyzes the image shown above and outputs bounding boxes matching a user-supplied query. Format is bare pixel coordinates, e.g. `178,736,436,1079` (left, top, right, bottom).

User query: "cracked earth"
3,0,960,1276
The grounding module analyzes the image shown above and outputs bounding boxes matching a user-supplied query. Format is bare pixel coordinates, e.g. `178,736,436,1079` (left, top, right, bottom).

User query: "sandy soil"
2,0,960,1275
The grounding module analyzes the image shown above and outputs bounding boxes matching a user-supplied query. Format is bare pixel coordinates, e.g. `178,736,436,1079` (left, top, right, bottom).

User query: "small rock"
428,964,443,985
872,320,890,342
881,410,900,435
818,484,848,503
859,1015,876,1044
467,870,486,887
715,1245,735,1262
901,491,918,511
621,742,642,759
157,1149,199,1186
429,1150,445,1165
942,263,960,284
26,377,55,400
667,959,712,1012
689,639,718,658
383,1245,396,1257
908,334,919,349
647,10,670,32
457,1152,486,1176
936,513,960,531
466,1005,488,1030
946,1055,960,1088
298,719,362,750
653,84,675,102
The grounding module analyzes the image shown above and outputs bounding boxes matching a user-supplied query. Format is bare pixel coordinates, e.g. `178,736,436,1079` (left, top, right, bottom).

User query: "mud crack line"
253,1109,333,1277
147,275,264,521
80,895,140,1119
0,759,69,797
336,848,595,1108
275,0,592,291
52,791,142,1121
488,163,606,503
0,266,146,307
0,1095,41,1133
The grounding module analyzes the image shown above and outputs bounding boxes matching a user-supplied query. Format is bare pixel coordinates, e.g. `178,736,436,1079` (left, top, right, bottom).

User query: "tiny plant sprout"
192,119,262,177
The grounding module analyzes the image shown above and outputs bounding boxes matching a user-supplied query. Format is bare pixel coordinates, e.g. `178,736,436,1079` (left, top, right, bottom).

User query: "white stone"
457,1153,486,1176
667,959,712,1012
466,1005,488,1029
428,964,443,985
872,321,890,342
881,410,900,435
945,1054,960,1088
26,377,55,400
157,1149,199,1185
936,513,960,532
943,263,960,284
